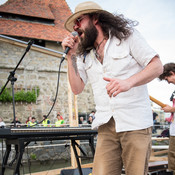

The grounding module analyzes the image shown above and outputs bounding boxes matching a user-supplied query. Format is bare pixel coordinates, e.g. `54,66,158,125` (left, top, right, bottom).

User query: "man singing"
62,1,163,174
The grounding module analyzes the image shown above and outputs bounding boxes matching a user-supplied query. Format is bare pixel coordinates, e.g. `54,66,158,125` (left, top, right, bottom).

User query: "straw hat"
65,1,106,32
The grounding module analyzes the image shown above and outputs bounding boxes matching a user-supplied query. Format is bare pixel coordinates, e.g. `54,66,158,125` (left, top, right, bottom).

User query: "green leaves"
0,87,39,103
0,88,12,102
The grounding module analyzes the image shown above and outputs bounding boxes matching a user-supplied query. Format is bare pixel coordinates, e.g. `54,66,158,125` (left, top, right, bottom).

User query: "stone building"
0,0,95,124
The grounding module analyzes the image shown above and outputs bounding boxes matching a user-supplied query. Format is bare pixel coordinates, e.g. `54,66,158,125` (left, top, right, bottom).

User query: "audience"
11,117,21,127
55,113,64,127
0,117,6,128
27,117,38,127
89,110,96,121
26,116,32,124
79,116,86,125
42,115,50,127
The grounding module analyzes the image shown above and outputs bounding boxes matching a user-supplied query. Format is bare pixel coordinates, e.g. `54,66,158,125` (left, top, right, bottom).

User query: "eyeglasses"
73,16,86,29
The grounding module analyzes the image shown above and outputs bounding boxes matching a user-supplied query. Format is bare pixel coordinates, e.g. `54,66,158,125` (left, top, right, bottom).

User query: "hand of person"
162,104,173,113
61,33,79,57
103,77,131,97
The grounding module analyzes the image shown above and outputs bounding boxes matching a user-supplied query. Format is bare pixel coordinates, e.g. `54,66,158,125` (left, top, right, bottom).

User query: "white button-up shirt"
77,29,158,132
170,115,175,136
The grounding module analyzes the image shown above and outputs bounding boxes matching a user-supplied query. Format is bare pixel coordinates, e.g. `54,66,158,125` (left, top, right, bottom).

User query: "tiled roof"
0,0,72,42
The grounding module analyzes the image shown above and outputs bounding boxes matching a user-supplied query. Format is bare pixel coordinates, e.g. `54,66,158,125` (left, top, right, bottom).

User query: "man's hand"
61,33,79,56
103,77,131,97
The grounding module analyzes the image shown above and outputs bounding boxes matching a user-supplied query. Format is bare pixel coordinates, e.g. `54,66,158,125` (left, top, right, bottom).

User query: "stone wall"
0,39,95,124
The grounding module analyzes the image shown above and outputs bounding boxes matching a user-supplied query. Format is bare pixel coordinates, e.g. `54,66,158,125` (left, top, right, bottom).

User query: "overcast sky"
1,0,175,107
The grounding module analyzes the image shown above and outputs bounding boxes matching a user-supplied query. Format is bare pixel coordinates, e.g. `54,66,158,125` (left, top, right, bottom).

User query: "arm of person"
67,54,85,94
104,56,163,97
62,33,85,94
162,105,175,113
126,56,163,87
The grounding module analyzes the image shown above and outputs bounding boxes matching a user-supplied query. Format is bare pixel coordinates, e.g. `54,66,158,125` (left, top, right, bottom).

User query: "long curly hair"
88,11,138,42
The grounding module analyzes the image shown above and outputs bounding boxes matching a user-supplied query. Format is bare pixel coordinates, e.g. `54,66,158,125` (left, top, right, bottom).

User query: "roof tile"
0,0,72,42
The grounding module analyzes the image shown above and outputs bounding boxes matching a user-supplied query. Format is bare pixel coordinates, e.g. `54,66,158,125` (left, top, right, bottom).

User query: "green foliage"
30,153,37,160
25,90,36,103
0,87,39,103
14,90,26,102
0,88,12,102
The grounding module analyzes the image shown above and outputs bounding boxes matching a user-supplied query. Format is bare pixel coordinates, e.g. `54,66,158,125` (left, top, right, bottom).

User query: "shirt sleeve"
128,29,159,67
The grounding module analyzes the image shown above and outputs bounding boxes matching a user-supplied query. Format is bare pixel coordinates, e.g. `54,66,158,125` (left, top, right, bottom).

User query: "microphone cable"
27,55,65,128
27,32,78,128
43,32,78,118
46,56,64,118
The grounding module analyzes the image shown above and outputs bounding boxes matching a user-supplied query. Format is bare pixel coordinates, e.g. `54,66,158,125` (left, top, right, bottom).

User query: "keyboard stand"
0,134,96,175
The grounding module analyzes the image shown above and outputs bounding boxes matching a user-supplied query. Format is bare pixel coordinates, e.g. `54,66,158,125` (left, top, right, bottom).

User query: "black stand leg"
9,145,19,167
13,139,30,175
71,140,83,175
0,143,11,175
71,136,96,175
89,136,95,156
0,139,30,175
13,144,23,175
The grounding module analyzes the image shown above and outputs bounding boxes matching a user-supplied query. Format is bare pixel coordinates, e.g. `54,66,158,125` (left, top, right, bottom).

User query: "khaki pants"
92,117,152,175
168,136,175,171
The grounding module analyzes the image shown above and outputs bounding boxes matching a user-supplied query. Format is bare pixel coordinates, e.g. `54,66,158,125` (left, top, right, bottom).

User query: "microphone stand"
0,40,34,127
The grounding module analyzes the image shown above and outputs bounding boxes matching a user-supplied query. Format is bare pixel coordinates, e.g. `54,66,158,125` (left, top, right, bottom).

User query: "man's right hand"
61,33,79,57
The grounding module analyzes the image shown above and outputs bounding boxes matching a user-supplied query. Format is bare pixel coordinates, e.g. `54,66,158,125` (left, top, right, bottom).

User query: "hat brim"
64,9,105,32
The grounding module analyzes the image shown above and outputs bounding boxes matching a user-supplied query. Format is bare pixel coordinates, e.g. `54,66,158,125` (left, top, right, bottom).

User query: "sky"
0,0,175,108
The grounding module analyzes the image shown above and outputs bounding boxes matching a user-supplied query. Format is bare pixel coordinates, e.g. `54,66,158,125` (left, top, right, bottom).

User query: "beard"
77,21,98,56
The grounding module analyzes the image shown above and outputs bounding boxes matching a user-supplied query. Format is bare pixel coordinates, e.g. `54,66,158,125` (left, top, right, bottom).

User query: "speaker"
60,168,92,175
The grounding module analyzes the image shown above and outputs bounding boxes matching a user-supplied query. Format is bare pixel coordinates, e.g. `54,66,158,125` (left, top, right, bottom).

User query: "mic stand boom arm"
0,40,34,127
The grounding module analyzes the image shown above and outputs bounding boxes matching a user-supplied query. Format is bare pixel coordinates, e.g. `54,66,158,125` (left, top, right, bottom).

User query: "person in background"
0,117,6,128
26,116,32,125
87,115,93,125
79,116,86,125
27,117,38,127
159,62,175,174
42,115,50,127
152,111,160,133
57,112,64,120
11,117,21,127
11,117,21,124
89,110,95,121
62,1,163,174
55,113,64,127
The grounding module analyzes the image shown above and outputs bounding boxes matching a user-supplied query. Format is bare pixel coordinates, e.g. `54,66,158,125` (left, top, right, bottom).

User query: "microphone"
62,31,78,60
